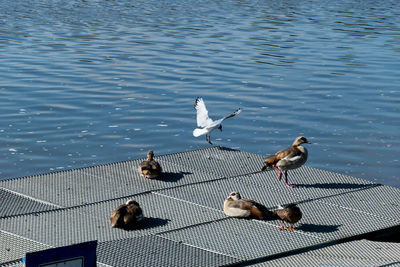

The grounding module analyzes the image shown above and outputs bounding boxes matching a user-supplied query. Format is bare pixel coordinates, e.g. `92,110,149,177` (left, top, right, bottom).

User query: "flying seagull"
193,97,241,144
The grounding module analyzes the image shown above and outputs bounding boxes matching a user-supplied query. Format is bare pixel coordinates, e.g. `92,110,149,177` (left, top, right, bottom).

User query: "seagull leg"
284,171,295,188
272,165,282,181
280,221,285,230
207,135,213,145
288,225,294,231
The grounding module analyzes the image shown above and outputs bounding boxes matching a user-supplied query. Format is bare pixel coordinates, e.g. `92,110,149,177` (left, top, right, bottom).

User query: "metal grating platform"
0,189,57,218
1,146,400,266
97,235,239,267
255,239,400,266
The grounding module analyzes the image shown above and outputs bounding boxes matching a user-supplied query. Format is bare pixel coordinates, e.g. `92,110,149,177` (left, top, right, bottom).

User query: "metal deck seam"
0,230,53,250
152,191,224,213
152,233,244,262
315,198,400,223
0,187,63,209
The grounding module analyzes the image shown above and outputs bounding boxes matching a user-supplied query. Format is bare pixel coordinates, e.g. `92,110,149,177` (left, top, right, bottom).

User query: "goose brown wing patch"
275,147,301,160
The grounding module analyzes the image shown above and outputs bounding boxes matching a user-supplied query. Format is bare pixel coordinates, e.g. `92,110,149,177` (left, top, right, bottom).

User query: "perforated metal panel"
244,167,377,200
0,189,57,218
293,200,397,241
0,231,51,264
0,261,24,267
157,146,264,177
97,235,240,266
256,239,400,266
157,217,321,260
322,185,400,222
0,192,225,247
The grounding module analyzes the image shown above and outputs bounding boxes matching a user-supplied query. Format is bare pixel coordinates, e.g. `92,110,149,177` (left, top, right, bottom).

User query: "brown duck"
223,192,271,220
272,203,302,231
110,200,144,229
262,136,311,187
138,150,162,179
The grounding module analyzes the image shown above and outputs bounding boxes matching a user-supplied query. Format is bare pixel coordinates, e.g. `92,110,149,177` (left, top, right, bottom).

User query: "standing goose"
262,136,311,188
223,192,271,220
110,200,144,229
138,150,162,179
193,97,241,144
272,203,302,231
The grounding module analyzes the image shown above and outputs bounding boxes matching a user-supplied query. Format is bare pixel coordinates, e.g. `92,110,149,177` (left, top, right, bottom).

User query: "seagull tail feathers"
193,128,208,137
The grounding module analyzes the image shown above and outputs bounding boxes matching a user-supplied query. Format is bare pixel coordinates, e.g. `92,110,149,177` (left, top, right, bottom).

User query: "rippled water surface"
1,0,399,187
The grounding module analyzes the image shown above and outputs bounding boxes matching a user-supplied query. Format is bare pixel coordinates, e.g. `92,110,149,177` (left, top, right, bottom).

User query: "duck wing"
139,160,151,170
149,160,162,172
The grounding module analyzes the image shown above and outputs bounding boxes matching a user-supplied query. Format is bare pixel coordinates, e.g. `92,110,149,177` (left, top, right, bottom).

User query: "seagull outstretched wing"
194,97,213,127
211,108,242,128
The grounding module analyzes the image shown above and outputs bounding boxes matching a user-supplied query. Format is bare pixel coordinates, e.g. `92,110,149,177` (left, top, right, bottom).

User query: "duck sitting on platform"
272,203,302,231
110,200,144,229
138,150,162,179
262,136,311,188
224,192,271,220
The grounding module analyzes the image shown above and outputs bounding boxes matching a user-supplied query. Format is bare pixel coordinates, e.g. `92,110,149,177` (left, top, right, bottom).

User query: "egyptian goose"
262,136,311,187
110,200,144,229
138,150,162,179
193,97,241,144
223,192,270,220
272,203,302,231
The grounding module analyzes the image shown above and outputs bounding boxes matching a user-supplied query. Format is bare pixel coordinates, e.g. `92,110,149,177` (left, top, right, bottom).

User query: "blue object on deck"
24,241,97,267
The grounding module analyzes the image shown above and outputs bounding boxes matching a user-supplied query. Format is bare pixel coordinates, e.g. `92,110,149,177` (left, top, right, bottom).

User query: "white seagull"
193,97,241,144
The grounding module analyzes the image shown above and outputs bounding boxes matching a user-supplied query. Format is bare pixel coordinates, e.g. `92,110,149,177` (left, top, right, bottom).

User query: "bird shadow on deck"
293,183,374,190
297,223,341,233
156,172,193,183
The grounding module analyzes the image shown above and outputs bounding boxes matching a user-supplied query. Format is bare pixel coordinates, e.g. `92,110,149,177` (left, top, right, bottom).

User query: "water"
0,0,399,188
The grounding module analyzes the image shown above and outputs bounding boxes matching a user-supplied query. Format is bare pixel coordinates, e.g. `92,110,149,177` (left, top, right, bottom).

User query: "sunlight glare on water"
0,0,399,188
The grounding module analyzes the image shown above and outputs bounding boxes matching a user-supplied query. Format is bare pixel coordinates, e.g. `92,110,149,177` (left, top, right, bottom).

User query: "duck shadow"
124,217,170,231
293,183,373,190
297,223,341,233
156,171,192,183
141,217,170,229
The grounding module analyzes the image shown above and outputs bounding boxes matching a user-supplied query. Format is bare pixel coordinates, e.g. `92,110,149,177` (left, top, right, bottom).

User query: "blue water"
0,0,399,188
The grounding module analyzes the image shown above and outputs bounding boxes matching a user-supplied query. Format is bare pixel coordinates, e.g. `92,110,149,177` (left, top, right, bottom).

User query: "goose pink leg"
284,171,295,188
272,165,282,181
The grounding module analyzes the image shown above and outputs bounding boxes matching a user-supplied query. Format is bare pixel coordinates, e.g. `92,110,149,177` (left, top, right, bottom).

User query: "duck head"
147,150,154,161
